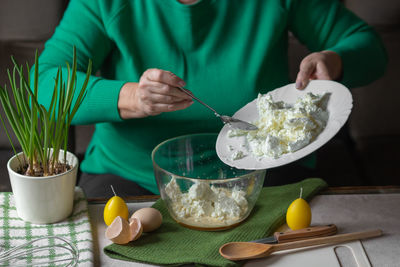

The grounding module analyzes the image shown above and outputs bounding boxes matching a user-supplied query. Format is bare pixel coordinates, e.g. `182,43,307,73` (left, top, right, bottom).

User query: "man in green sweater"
36,0,386,196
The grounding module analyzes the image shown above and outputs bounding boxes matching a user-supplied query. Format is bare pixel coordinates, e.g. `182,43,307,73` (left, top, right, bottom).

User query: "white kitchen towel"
0,187,94,266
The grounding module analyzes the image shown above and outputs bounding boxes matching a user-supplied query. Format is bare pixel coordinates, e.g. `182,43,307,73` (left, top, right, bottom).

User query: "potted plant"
0,47,92,224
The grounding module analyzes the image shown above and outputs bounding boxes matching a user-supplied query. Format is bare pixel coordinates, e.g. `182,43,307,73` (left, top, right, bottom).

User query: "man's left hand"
295,50,342,90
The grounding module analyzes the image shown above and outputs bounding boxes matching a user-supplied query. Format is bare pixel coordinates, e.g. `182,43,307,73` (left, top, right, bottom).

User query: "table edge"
87,185,400,203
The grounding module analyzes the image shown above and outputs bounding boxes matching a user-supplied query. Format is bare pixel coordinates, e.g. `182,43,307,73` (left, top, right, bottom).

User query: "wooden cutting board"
245,240,371,267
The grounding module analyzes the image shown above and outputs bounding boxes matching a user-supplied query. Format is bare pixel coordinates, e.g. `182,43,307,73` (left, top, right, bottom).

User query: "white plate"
216,80,353,170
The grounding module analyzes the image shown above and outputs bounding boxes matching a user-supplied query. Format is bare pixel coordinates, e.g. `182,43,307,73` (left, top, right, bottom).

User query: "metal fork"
178,87,258,131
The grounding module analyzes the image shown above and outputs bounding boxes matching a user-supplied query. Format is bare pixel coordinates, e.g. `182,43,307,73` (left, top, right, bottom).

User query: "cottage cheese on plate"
228,92,329,159
164,178,248,227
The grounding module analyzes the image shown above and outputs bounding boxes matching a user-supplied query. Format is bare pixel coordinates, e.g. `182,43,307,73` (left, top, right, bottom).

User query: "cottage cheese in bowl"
165,178,248,227
152,133,266,230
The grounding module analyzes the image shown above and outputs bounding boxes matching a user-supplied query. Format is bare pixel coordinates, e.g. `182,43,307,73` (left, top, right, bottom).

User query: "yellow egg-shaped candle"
103,186,129,226
286,188,312,230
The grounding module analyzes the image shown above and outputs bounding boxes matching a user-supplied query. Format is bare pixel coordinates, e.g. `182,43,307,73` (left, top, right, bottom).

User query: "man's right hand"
118,68,194,119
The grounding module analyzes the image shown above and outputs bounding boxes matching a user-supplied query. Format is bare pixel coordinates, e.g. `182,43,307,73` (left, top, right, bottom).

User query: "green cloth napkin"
104,178,327,266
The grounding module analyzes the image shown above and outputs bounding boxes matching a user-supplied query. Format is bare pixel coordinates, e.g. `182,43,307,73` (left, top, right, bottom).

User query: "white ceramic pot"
7,150,78,224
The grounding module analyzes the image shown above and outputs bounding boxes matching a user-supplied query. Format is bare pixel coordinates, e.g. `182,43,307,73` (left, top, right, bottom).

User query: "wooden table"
88,186,400,266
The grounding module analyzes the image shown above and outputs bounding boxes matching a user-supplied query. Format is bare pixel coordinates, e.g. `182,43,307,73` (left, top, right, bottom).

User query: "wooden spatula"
219,229,382,261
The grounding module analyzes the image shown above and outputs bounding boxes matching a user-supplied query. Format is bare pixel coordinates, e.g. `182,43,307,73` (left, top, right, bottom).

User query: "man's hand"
295,50,342,90
118,68,193,119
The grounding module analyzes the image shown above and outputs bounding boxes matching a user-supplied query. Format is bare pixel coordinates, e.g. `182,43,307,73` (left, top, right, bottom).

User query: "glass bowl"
152,133,266,230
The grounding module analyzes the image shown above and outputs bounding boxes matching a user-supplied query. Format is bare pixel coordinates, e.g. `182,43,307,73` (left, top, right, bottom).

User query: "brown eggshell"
129,217,143,241
105,216,131,244
130,207,162,232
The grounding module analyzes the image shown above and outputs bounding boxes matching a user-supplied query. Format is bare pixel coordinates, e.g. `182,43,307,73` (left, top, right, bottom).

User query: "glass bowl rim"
151,133,266,183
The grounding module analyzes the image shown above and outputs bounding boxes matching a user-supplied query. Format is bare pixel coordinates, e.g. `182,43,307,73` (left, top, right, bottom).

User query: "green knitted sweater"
35,0,387,193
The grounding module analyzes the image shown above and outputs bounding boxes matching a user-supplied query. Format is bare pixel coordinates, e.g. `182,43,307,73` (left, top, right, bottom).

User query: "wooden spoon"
219,229,382,261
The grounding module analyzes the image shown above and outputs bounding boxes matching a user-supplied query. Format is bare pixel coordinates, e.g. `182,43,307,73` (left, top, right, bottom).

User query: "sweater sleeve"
287,0,387,88
35,0,127,124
